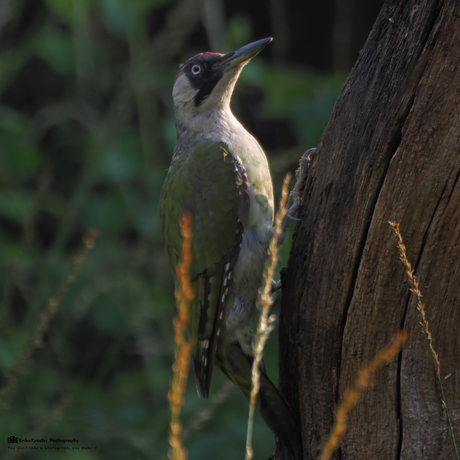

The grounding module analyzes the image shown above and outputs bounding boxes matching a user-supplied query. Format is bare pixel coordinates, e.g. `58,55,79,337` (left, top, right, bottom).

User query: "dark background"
0,0,383,459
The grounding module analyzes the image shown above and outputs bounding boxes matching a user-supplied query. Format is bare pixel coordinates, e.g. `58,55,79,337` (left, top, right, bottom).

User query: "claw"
303,147,316,159
287,213,301,222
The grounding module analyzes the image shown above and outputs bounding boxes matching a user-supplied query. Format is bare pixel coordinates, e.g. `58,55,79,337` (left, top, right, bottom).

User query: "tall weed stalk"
390,221,458,459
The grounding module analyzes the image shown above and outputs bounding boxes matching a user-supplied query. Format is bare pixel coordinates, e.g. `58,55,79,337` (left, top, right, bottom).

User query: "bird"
160,38,302,459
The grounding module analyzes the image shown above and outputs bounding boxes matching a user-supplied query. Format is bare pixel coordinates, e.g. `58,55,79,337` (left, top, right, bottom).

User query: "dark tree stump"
278,0,460,458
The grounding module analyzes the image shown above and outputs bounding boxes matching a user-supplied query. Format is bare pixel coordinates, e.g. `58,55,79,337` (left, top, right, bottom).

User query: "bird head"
172,38,272,129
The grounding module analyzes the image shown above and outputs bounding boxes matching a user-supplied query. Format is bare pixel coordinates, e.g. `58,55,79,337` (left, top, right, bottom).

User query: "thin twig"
389,221,459,459
182,380,234,441
245,173,291,460
0,229,98,414
167,213,195,460
321,331,408,460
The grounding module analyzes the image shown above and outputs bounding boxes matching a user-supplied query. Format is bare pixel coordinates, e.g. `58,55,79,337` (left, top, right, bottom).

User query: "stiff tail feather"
258,371,302,460
215,342,302,460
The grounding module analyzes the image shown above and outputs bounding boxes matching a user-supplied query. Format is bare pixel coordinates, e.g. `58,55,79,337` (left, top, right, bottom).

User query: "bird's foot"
286,147,315,219
276,148,316,246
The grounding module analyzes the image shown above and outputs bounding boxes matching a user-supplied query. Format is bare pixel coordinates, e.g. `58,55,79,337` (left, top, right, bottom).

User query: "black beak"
218,38,273,71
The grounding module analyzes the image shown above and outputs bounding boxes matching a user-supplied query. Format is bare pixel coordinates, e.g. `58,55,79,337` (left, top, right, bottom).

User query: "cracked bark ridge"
277,0,460,459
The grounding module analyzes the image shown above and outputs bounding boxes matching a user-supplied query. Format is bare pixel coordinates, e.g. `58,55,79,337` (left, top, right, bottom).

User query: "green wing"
160,141,248,397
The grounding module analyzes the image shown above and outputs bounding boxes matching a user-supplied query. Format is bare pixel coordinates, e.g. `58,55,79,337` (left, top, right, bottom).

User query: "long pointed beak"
218,37,273,71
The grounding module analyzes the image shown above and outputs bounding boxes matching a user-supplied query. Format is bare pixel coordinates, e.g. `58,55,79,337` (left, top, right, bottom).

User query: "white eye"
191,65,201,75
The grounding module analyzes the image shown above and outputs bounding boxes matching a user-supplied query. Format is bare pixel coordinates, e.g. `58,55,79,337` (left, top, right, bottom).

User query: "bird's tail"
215,342,302,460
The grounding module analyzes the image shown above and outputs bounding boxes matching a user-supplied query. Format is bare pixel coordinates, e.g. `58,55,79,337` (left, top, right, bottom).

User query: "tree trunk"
278,0,460,458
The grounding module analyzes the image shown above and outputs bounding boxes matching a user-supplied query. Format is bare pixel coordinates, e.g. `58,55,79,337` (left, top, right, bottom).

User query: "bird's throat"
175,106,242,144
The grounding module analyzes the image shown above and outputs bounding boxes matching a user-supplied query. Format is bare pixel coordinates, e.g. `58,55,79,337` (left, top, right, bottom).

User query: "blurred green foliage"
0,0,346,459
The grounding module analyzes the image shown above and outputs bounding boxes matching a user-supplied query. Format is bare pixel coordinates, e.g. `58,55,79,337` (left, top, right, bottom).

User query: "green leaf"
34,30,74,73
99,0,130,36
0,189,33,224
0,108,41,183
45,0,73,20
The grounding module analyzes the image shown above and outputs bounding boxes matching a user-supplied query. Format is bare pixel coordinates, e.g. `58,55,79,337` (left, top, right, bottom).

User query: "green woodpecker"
160,38,302,459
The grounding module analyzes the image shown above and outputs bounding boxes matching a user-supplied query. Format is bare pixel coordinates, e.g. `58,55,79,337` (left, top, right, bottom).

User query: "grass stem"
321,331,408,460
245,173,291,460
168,213,195,460
389,221,459,460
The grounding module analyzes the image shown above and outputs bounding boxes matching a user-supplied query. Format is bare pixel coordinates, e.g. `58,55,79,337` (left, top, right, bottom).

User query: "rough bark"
278,0,460,458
